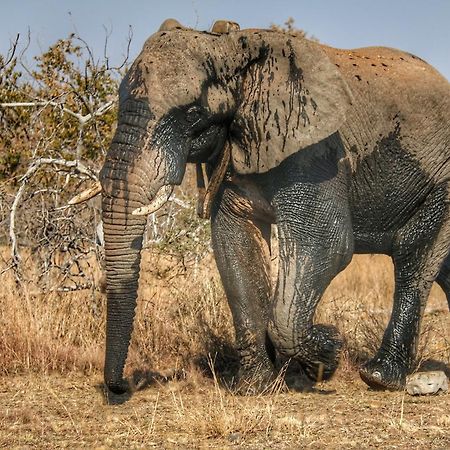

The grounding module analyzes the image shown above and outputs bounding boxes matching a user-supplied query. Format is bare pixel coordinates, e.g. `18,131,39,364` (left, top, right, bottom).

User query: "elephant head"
95,19,353,394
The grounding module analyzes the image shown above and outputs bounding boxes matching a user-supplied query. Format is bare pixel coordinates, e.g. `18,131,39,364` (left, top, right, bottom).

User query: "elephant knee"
267,318,301,357
269,316,343,381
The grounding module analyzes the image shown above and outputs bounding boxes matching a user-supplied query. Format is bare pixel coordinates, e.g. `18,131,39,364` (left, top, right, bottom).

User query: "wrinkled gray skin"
99,26,450,396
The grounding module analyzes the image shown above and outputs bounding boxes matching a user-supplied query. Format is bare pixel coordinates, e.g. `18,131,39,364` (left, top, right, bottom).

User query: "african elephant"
82,19,450,395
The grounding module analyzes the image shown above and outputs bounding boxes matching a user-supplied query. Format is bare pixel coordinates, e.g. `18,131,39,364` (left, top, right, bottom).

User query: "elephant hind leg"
361,183,450,390
435,255,450,310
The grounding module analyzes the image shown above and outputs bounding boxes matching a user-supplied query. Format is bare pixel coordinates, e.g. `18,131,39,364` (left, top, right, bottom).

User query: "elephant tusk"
68,181,102,205
196,141,231,219
132,185,174,216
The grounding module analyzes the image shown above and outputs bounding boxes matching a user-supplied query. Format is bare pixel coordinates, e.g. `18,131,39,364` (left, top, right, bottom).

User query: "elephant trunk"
102,207,145,394
100,115,168,394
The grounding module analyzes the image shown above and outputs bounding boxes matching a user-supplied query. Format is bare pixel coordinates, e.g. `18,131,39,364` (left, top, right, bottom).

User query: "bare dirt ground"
1,368,449,449
1,254,449,449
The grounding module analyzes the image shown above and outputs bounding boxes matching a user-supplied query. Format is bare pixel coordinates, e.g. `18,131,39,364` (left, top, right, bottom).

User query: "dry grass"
0,276,105,376
320,255,450,370
0,250,449,448
0,249,237,379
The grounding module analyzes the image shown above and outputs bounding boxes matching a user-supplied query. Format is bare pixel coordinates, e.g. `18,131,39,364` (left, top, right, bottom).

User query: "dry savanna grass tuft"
0,250,449,448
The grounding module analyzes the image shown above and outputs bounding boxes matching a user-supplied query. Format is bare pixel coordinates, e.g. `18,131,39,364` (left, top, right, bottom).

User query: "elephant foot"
360,355,408,390
104,388,131,405
234,360,279,395
300,324,342,382
104,376,131,404
106,377,129,394
280,357,315,392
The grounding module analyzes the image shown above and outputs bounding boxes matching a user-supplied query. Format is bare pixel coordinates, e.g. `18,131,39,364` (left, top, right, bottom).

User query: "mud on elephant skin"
74,18,450,396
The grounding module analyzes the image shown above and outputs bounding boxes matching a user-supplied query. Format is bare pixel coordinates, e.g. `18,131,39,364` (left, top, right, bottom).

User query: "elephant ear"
229,32,353,174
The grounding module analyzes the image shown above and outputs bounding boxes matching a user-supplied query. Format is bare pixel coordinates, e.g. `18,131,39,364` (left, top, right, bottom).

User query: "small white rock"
406,371,448,395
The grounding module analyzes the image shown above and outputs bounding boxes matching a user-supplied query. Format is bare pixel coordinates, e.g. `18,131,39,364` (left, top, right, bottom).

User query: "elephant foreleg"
361,183,450,389
268,176,354,382
211,183,276,392
269,226,353,381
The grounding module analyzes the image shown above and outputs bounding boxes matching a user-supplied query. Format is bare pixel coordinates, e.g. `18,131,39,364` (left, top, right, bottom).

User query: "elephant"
78,18,450,396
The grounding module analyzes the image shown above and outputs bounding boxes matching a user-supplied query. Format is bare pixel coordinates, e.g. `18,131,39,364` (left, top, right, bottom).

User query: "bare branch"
74,34,96,69
17,28,34,79
0,99,116,125
0,263,15,276
19,158,99,180
0,33,20,70
1,30,129,294
9,179,26,265
102,24,112,69
100,25,133,73
9,157,99,267
121,26,133,70
170,196,190,209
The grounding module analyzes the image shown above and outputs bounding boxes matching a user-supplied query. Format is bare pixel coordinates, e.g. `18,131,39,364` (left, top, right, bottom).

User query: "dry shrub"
1,246,448,380
316,254,394,366
0,247,236,378
318,254,449,370
0,266,105,375
126,251,236,377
